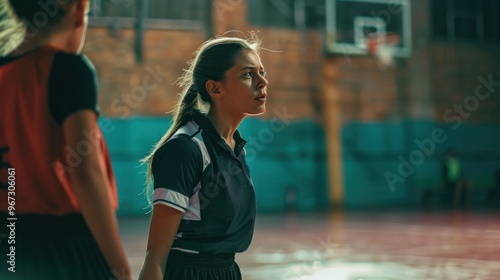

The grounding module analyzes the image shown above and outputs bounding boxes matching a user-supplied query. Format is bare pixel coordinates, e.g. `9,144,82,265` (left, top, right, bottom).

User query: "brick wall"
84,0,500,125
84,28,205,117
432,43,500,124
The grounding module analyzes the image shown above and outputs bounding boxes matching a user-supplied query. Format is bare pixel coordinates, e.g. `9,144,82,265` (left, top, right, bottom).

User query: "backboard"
325,0,412,57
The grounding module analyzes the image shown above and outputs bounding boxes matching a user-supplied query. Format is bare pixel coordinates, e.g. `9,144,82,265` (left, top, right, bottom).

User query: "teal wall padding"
342,120,500,207
99,116,499,215
98,117,329,215
237,118,329,212
98,117,170,216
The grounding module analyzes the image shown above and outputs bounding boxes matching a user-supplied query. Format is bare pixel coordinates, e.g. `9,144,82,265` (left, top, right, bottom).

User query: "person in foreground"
139,34,268,280
0,0,130,279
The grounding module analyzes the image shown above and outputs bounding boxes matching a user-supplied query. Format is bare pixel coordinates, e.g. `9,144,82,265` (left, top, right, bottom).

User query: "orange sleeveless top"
0,46,118,215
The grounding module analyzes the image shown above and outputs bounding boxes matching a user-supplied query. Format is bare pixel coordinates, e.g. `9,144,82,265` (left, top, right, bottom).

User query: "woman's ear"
74,0,88,28
206,80,223,100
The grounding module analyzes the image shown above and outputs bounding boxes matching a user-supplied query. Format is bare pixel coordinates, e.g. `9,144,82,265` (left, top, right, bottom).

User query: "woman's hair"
142,33,262,202
0,0,80,55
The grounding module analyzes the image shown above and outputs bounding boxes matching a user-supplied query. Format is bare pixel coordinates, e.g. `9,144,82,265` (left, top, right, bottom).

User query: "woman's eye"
243,71,266,78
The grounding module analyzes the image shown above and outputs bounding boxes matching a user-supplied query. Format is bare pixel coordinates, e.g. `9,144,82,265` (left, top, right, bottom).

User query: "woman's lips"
255,94,267,102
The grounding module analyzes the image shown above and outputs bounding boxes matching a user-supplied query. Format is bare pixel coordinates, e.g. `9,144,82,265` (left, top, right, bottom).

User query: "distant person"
443,149,471,207
0,0,130,279
491,165,500,202
497,166,500,191
139,34,268,280
497,166,500,189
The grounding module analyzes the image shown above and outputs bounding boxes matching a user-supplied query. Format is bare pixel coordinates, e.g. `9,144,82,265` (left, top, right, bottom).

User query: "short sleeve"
48,52,99,125
151,136,203,212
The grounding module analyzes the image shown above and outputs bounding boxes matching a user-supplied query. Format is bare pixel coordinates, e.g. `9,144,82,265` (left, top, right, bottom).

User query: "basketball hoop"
366,32,401,69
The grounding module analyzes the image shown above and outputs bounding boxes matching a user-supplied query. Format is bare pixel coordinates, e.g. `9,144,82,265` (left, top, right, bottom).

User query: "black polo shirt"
152,110,256,254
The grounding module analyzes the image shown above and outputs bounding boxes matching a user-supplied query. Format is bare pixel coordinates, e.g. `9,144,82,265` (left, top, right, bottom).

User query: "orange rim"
366,32,401,54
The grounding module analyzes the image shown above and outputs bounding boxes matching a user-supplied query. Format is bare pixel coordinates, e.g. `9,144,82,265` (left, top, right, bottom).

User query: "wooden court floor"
119,208,500,279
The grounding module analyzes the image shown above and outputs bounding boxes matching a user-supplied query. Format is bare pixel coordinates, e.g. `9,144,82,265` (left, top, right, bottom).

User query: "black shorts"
0,213,113,280
165,250,241,280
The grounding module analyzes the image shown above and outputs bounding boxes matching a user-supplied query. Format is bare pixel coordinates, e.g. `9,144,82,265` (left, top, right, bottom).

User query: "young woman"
139,35,268,280
0,1,130,279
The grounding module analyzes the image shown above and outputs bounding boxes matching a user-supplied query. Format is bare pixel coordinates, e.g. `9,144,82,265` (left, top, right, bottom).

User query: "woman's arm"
63,110,131,279
139,204,184,280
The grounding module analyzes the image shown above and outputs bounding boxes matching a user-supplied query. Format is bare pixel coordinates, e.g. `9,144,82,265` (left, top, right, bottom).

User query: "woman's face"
217,50,268,117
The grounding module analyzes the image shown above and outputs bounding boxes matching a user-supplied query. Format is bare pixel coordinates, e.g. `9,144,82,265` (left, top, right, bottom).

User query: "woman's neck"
207,108,244,150
9,31,70,56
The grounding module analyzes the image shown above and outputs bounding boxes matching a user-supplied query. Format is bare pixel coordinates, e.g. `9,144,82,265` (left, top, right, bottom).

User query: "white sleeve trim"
152,188,189,212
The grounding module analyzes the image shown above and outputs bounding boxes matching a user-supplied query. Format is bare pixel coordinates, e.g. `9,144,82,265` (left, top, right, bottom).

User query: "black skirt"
165,250,242,280
0,213,113,280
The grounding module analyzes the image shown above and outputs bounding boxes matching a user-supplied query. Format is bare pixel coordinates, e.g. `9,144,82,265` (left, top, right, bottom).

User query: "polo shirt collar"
192,110,247,156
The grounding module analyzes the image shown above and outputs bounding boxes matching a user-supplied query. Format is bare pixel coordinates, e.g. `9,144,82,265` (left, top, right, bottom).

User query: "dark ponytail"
7,0,77,24
141,83,202,198
180,84,199,121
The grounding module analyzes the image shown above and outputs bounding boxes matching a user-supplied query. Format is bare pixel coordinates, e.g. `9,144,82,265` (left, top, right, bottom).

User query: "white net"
374,43,396,69
367,32,400,70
